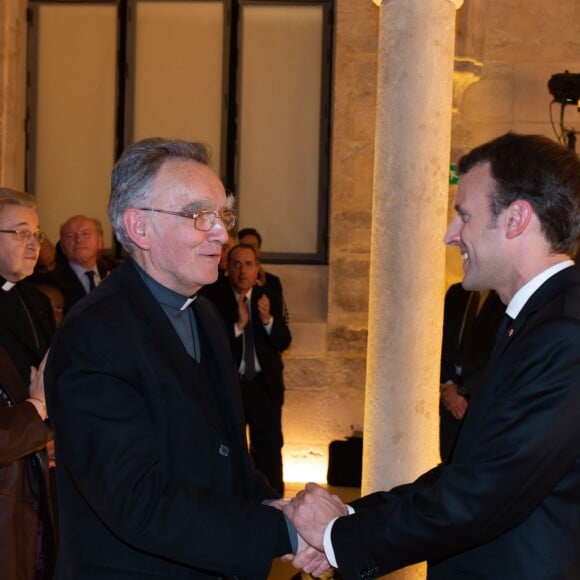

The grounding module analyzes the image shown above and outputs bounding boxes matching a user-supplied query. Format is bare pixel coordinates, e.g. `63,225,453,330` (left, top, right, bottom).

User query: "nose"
443,216,462,247
208,218,229,244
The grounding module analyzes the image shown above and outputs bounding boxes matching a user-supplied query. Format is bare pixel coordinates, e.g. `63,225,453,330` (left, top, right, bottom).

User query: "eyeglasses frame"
0,229,47,244
138,207,237,231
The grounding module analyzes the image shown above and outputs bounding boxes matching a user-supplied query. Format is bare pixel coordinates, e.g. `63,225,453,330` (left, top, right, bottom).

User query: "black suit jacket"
45,258,290,579
0,278,55,382
202,282,291,406
36,260,109,314
332,265,580,579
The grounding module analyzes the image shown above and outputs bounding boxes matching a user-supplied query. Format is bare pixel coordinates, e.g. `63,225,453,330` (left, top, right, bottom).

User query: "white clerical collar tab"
2,280,15,292
180,295,198,311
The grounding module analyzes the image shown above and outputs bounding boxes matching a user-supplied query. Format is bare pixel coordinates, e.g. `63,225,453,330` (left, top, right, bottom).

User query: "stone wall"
2,0,580,486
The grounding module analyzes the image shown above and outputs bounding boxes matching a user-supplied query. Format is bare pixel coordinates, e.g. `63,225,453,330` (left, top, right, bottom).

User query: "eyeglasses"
139,207,237,231
0,229,46,244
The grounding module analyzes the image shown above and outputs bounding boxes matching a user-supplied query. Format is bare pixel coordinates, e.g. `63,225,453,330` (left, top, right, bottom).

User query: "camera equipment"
548,71,580,104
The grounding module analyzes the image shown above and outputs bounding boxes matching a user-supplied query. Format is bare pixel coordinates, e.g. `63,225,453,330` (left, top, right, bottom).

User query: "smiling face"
130,159,229,296
0,205,42,282
444,162,509,297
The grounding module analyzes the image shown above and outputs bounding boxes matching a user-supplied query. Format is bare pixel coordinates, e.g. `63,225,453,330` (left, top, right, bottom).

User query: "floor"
268,483,361,580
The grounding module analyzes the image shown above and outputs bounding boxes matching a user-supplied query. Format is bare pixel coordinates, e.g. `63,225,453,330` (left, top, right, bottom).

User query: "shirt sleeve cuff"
323,505,354,568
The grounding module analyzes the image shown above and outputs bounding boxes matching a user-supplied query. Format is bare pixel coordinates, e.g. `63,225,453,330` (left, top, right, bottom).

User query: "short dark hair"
108,138,211,253
459,132,580,255
238,228,262,248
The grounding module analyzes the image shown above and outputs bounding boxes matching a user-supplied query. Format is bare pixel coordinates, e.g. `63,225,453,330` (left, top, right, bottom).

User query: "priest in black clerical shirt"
0,188,55,383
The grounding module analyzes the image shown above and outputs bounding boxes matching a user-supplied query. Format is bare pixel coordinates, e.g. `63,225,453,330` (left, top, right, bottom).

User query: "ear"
505,200,533,240
123,209,150,250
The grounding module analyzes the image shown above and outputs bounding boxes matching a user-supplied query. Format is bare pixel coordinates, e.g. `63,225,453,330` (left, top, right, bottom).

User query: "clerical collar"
180,296,197,311
133,261,197,311
1,276,16,292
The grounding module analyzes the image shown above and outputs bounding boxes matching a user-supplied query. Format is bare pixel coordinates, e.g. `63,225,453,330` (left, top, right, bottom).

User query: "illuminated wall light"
283,446,328,484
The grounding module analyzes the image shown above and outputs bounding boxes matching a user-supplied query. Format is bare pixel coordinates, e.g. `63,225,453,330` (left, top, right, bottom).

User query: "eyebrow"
182,196,235,214
180,201,205,213
6,220,37,229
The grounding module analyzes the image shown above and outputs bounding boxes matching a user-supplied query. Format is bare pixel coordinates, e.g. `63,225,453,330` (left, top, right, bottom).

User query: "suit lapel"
19,283,55,347
193,296,245,434
492,265,579,360
118,260,236,437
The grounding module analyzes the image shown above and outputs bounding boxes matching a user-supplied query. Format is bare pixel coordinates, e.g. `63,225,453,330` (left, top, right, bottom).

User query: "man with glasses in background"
0,188,55,383
0,187,56,579
45,138,328,579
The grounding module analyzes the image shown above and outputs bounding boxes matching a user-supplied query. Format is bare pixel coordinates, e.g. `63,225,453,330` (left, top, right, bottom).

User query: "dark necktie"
85,270,96,292
243,297,256,381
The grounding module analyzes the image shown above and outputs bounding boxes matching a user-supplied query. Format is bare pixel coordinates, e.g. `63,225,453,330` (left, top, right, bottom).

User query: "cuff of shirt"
323,505,354,568
263,317,273,334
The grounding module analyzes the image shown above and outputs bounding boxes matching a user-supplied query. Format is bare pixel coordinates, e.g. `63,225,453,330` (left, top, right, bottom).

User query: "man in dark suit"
0,188,55,383
44,138,328,579
438,285,504,462
41,214,109,313
283,133,580,579
203,243,292,495
238,227,289,323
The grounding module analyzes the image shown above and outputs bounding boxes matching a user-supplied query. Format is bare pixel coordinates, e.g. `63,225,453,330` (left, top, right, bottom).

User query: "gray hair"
108,138,210,253
0,188,37,217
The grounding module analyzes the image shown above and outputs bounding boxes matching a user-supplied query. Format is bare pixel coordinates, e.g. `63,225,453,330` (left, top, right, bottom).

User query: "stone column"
363,0,460,577
0,0,27,189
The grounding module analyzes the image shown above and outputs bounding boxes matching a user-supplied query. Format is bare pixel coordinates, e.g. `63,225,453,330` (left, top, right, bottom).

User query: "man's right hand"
282,483,348,552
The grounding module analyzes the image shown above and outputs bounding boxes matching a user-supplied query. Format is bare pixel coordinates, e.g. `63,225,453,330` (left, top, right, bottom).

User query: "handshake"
271,482,350,578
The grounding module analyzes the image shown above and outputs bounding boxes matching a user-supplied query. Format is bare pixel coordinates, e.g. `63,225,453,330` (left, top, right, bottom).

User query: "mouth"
461,251,469,262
